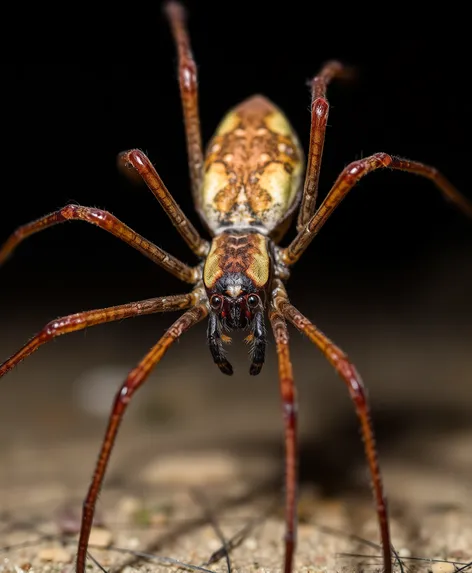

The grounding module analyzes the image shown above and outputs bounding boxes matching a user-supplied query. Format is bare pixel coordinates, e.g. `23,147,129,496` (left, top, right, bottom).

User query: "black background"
2,2,471,323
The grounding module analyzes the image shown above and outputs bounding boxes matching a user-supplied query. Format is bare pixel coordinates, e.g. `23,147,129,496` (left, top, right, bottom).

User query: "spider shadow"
296,402,471,500
222,399,472,534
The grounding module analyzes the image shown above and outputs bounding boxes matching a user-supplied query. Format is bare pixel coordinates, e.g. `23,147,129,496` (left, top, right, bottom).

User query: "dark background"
1,2,471,450
3,2,471,309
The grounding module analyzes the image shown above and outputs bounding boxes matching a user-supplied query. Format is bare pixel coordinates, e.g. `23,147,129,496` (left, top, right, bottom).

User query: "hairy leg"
272,280,392,573
164,1,204,212
269,305,298,573
0,292,199,378
76,303,207,573
284,152,472,265
0,204,199,283
119,149,209,256
297,61,351,230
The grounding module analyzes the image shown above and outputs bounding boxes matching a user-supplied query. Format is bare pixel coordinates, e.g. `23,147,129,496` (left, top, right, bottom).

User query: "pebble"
38,547,72,563
89,527,113,548
244,537,258,551
116,495,141,518
431,563,456,573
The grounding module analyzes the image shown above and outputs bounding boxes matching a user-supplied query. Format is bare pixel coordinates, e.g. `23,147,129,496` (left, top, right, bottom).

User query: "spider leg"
0,204,198,283
0,292,198,378
76,303,207,573
164,1,204,214
119,150,209,256
272,279,392,573
269,303,297,573
297,61,352,231
284,152,472,265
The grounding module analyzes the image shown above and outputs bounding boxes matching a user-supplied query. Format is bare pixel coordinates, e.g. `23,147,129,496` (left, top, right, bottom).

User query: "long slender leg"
0,292,198,378
284,153,472,265
297,61,350,231
0,204,198,283
119,150,209,257
164,1,204,212
269,306,297,573
272,281,392,573
76,303,207,573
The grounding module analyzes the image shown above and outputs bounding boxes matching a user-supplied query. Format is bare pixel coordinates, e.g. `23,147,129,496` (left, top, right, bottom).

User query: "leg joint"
312,97,329,119
42,317,72,338
180,62,197,92
60,204,80,220
374,152,393,168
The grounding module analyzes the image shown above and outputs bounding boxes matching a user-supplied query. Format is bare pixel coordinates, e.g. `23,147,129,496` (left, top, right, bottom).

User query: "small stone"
431,562,456,573
126,537,140,549
244,537,258,551
116,496,141,518
206,537,221,551
88,527,113,548
38,547,72,563
298,523,315,538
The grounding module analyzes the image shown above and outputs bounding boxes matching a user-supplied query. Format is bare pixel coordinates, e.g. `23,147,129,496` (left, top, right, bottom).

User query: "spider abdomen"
201,95,304,236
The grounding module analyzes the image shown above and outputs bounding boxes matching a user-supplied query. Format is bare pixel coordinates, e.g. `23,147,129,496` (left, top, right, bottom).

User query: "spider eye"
247,294,260,308
210,295,223,310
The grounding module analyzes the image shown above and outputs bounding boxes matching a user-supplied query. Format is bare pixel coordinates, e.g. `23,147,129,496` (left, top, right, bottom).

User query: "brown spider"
1,3,471,573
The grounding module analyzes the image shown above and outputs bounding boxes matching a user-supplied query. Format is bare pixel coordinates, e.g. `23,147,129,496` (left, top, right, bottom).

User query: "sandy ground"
0,253,471,573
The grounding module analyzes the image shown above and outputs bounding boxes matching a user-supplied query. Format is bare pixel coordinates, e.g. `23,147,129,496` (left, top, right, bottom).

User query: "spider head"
205,272,268,377
208,273,264,330
203,232,272,376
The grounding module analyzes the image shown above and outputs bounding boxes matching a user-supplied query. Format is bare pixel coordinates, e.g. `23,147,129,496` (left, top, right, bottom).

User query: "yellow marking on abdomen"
265,111,293,136
200,96,304,235
215,111,240,135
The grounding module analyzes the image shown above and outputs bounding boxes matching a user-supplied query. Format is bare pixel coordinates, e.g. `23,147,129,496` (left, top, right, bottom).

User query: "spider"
1,3,471,573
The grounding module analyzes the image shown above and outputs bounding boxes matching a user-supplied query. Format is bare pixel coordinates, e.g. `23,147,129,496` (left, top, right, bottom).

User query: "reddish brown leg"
0,293,197,378
297,61,351,231
269,305,298,573
0,204,198,283
76,303,207,573
119,150,209,257
284,153,472,265
271,281,392,573
164,1,204,212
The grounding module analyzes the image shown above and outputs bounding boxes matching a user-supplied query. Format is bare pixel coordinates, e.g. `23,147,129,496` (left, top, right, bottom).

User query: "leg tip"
249,363,263,376
218,361,233,376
